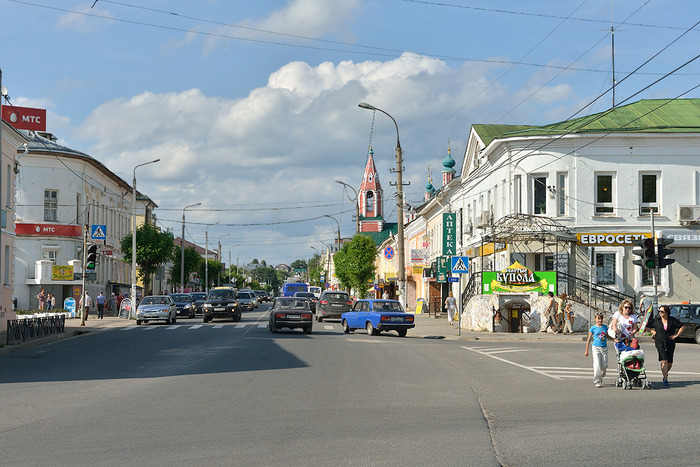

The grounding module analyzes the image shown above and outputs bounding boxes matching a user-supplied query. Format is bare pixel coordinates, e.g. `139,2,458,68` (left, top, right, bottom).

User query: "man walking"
96,291,106,319
79,291,92,321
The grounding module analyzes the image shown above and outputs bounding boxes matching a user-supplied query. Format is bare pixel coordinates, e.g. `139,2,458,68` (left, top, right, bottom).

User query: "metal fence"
556,272,635,314
6,315,66,346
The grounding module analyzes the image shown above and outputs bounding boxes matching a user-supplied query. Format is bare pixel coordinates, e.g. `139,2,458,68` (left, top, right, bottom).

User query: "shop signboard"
482,261,556,295
442,213,456,255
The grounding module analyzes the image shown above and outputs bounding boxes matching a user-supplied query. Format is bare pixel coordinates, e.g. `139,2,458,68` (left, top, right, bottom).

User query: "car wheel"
317,314,323,323
303,326,312,334
342,320,350,333
172,315,176,324
164,316,171,325
270,324,278,333
397,329,407,337
366,321,377,336
695,328,700,345
136,319,142,325
203,316,211,323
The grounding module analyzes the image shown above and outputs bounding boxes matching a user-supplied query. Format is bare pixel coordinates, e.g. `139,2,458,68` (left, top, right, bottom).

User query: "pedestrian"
648,305,685,386
560,293,573,334
445,291,457,326
382,290,389,299
585,312,609,388
50,293,56,310
96,292,106,319
45,293,52,311
79,291,92,320
37,289,46,310
540,292,558,333
639,293,653,316
108,292,116,316
611,299,638,342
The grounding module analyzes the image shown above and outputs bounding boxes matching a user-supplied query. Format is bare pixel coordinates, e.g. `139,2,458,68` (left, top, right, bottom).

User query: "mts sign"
1,106,47,132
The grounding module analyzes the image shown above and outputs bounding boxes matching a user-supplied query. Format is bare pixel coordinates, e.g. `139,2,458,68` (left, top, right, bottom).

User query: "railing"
556,271,635,314
462,273,482,311
6,315,66,346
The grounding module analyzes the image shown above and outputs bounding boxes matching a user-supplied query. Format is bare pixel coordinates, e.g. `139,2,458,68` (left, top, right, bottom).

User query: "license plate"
332,303,343,307
214,307,225,311
287,315,301,319
390,317,404,322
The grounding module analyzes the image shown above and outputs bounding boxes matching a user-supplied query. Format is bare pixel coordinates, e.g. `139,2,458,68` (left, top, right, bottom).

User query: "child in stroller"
614,336,652,389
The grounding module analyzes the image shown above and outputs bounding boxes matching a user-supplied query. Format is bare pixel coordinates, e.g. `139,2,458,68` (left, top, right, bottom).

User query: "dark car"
190,292,207,315
269,297,313,334
170,293,195,318
667,303,700,344
255,290,269,302
341,299,415,337
293,291,318,312
315,291,352,322
203,287,241,323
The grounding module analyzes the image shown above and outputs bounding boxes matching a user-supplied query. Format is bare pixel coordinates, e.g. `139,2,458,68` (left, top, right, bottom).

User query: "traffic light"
632,237,656,269
657,237,675,268
86,244,98,270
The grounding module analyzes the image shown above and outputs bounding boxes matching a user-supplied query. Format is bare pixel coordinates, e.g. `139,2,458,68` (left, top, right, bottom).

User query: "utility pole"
80,203,90,326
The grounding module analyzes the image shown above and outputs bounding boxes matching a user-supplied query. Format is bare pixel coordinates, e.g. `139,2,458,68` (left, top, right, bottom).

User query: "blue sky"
2,0,699,266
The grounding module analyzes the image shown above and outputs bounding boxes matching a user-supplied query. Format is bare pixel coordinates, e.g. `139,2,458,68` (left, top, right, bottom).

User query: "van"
281,282,308,297
309,286,322,298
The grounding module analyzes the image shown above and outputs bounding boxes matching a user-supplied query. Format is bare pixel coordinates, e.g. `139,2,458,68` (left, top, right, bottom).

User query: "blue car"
341,299,415,337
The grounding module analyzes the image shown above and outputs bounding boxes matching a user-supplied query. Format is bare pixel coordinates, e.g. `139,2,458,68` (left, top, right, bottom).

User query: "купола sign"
481,261,556,295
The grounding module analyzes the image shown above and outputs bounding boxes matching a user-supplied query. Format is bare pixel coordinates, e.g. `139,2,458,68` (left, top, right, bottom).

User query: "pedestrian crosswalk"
461,345,592,380
120,322,340,331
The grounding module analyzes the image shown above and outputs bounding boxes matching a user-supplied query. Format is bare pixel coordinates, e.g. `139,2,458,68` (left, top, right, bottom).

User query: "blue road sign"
383,246,394,260
448,277,459,283
451,256,469,273
91,224,107,240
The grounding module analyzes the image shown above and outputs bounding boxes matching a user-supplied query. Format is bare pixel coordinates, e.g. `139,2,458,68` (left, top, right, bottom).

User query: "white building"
13,130,156,310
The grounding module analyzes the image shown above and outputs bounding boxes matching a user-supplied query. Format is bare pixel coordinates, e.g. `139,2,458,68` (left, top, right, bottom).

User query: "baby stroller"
614,337,652,390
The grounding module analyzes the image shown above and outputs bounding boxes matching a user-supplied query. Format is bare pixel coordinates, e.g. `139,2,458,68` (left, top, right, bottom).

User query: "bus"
281,282,308,297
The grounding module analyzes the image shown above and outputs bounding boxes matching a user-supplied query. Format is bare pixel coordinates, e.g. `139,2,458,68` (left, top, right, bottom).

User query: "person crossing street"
96,292,106,319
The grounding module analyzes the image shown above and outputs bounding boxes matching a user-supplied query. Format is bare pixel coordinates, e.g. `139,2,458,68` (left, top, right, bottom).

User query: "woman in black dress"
649,305,685,386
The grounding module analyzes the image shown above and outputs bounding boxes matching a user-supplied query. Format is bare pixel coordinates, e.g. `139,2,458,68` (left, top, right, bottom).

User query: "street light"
358,102,406,309
132,158,160,307
218,233,231,286
336,180,359,234
204,222,219,294
180,202,201,292
323,214,341,251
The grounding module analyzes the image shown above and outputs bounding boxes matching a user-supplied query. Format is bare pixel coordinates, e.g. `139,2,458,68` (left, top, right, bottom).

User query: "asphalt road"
1,304,699,466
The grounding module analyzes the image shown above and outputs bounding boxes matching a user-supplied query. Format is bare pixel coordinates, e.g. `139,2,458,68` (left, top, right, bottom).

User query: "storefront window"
595,253,616,285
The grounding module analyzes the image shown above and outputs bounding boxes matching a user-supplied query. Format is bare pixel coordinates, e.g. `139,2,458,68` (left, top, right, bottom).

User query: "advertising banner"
52,265,73,281
482,261,556,295
442,212,456,255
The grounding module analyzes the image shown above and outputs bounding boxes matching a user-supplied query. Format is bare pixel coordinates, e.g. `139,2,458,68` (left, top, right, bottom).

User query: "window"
595,174,615,214
557,172,568,216
533,176,547,214
640,173,659,215
595,252,616,285
42,248,58,264
641,266,659,287
4,245,9,285
44,189,58,222
534,254,554,271
366,191,374,214
6,163,11,208
76,193,81,224
514,175,522,213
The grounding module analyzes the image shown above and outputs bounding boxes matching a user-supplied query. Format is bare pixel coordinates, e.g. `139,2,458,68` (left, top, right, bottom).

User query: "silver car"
136,295,177,325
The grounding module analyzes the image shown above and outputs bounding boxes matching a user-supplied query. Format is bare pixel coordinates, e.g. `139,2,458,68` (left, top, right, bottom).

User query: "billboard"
2,106,46,132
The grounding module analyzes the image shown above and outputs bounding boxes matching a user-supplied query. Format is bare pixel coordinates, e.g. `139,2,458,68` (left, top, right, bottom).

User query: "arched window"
366,191,374,214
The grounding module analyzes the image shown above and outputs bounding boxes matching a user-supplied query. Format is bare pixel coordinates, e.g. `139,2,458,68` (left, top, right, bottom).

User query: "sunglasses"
623,306,632,309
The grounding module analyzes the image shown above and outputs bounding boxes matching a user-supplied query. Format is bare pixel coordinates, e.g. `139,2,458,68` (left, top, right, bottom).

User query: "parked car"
136,295,177,325
203,287,241,323
190,292,207,315
269,297,313,334
315,291,353,322
341,299,415,337
667,303,700,344
170,293,195,318
294,291,318,312
237,291,255,311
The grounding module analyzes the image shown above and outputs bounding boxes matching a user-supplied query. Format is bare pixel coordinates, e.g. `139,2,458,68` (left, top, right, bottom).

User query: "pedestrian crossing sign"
451,256,469,274
91,224,107,240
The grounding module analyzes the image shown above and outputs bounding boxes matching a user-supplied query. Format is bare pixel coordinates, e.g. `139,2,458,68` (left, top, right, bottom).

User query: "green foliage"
121,223,174,293
170,245,203,288
333,235,377,297
290,259,307,270
198,258,224,289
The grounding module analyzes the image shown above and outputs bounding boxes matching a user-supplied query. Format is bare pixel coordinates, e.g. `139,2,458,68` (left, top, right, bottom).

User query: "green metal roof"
360,223,398,247
473,99,700,145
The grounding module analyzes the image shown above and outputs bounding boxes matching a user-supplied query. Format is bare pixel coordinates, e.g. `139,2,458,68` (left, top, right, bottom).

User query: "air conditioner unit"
677,205,700,222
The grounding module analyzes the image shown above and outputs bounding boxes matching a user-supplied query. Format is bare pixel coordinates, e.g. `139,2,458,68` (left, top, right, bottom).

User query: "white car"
136,295,177,325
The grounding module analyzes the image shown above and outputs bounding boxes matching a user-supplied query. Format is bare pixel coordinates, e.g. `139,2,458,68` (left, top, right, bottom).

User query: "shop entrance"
496,296,531,333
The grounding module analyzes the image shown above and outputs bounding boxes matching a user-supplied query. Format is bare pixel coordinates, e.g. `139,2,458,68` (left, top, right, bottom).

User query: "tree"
290,259,307,270
121,223,174,294
170,245,203,290
198,258,223,289
333,235,377,297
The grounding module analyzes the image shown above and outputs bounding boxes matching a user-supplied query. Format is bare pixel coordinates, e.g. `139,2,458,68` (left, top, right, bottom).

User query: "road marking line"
189,325,203,329
461,346,565,380
213,324,224,329
481,349,533,355
324,325,334,330
121,327,137,331
258,324,267,328
143,326,157,331
166,325,179,330
235,324,246,328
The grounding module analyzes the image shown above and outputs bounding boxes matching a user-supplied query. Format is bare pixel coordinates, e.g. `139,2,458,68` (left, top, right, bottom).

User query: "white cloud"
56,2,114,32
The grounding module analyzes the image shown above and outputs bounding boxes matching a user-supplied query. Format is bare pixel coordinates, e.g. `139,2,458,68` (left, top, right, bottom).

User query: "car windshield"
208,289,234,299
295,292,315,298
239,292,251,298
191,293,206,300
140,296,168,305
324,293,349,300
277,299,310,310
374,301,403,311
171,294,190,301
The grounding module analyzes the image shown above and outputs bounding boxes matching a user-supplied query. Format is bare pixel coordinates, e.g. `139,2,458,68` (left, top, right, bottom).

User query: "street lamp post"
132,159,160,306
358,102,406,309
204,222,219,294
218,233,230,286
180,202,201,293
323,214,341,252
335,180,360,234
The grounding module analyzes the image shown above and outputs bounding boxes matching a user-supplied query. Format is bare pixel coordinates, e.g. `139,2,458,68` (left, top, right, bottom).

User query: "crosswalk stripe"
235,324,246,328
143,326,157,331
213,324,224,329
189,325,203,329
121,326,136,331
166,325,179,330
258,324,267,328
